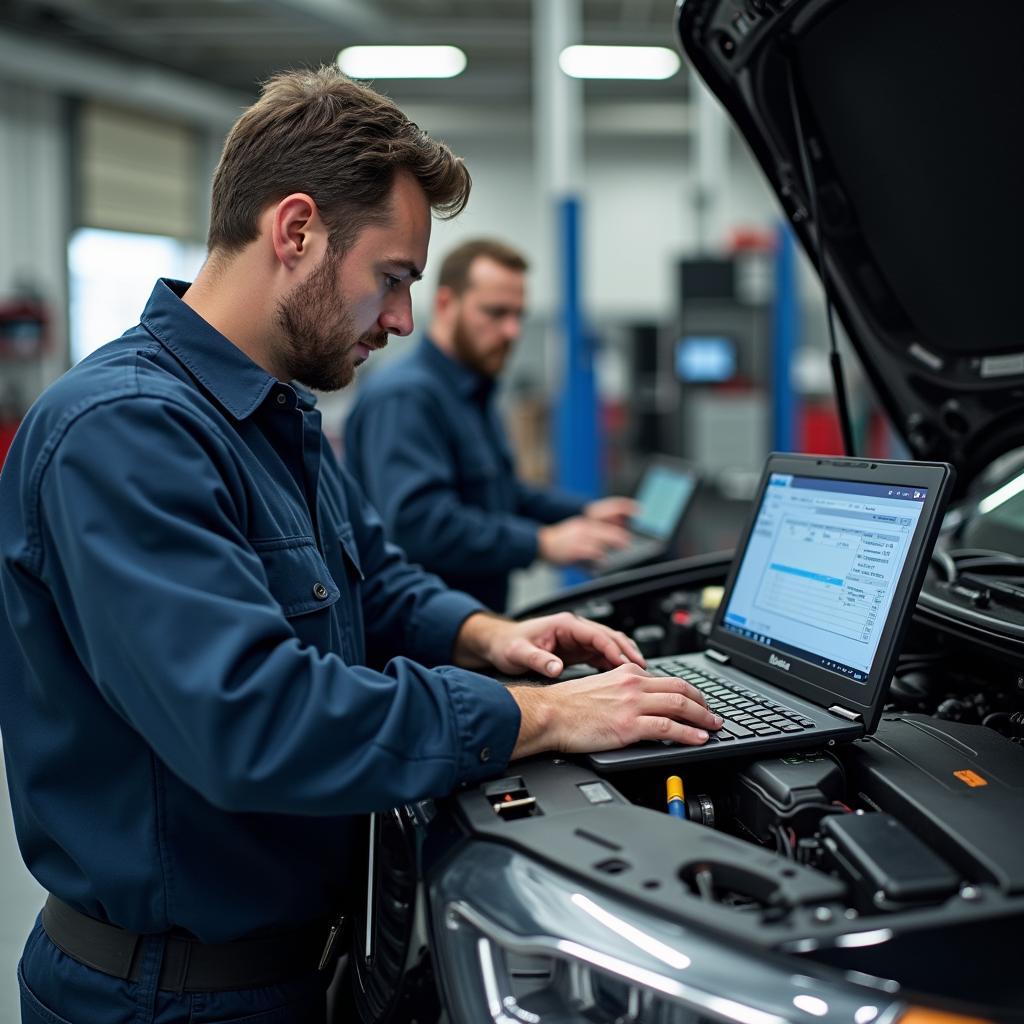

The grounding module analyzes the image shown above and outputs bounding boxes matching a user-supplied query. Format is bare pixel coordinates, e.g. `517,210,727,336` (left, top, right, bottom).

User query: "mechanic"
344,237,637,611
0,67,721,1024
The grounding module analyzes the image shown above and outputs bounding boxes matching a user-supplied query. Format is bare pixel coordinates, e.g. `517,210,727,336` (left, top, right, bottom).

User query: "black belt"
41,894,341,993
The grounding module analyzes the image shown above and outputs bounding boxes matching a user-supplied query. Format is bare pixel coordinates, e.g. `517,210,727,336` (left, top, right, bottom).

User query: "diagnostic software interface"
722,474,927,682
631,467,696,539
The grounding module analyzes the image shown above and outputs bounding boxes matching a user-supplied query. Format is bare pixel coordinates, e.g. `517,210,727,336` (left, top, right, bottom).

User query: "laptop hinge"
705,649,730,664
828,705,861,722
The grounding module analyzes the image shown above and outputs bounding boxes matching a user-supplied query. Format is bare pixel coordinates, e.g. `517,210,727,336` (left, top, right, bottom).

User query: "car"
340,2,1024,1021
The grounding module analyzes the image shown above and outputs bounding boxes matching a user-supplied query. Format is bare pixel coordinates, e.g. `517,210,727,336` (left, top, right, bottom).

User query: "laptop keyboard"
656,660,815,743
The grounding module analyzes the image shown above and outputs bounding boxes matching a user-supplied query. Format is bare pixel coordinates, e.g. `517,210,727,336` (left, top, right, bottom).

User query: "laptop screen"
720,473,927,682
631,466,696,539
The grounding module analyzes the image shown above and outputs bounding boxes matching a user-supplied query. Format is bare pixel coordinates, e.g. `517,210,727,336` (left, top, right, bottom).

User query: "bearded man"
0,69,720,1024
345,238,637,611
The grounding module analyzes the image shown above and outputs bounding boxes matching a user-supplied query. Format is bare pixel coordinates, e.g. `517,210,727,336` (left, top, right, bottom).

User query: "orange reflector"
899,1008,993,1024
953,770,988,788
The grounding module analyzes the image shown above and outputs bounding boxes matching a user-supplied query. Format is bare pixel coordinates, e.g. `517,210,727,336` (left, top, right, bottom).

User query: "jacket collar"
140,279,317,419
419,335,495,401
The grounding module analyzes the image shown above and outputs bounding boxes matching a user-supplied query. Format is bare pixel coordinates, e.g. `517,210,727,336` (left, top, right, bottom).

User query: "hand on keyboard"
508,662,724,758
655,660,815,744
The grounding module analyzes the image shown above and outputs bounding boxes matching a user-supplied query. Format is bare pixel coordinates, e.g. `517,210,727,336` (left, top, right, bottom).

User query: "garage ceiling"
2,0,688,105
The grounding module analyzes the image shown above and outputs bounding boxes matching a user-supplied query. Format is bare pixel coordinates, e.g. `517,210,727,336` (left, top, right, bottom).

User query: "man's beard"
451,313,509,379
274,250,385,392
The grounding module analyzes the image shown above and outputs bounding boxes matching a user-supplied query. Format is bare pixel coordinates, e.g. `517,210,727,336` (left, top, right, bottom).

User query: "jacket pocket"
250,536,340,618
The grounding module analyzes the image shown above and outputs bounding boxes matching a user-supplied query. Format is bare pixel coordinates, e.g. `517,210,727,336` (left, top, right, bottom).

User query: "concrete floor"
0,746,45,1023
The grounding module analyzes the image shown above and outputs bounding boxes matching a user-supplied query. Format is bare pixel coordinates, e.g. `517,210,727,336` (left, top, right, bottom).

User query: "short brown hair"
437,238,529,295
208,66,471,255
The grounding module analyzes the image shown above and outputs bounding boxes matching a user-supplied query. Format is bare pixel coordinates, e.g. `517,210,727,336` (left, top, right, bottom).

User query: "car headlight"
428,841,988,1024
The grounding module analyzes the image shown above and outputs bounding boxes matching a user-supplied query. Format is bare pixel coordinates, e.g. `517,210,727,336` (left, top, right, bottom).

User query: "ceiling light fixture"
337,45,467,80
559,45,681,80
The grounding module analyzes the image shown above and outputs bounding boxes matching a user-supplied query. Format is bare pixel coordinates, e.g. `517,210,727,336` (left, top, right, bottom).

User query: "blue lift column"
534,0,599,586
555,196,600,502
771,222,799,452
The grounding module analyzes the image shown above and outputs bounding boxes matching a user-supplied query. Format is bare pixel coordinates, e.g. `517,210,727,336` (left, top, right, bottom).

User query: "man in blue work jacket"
345,238,637,611
0,68,721,1024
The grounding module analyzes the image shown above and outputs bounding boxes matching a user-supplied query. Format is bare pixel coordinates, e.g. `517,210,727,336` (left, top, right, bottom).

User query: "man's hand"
454,611,644,678
584,496,638,527
538,516,631,566
509,663,723,758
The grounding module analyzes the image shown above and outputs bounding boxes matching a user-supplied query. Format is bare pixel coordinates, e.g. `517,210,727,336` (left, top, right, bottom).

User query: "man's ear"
270,193,328,270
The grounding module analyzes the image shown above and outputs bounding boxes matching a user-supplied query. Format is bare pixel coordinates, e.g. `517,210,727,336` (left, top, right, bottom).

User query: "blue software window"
722,474,927,681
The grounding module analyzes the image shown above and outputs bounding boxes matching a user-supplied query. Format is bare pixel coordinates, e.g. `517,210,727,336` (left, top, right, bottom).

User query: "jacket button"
312,582,329,600
276,393,288,405
479,747,491,763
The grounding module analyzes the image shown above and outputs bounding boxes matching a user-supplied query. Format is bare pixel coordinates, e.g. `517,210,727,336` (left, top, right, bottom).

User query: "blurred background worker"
345,238,636,612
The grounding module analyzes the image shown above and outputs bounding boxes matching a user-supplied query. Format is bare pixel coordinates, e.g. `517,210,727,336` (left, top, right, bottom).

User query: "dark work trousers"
17,915,331,1024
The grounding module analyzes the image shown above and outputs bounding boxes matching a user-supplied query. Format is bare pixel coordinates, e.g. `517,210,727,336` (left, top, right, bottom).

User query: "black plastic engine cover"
841,714,1024,893
821,812,960,907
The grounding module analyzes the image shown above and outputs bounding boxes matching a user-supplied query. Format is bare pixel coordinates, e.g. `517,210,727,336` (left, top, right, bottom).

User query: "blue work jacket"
0,280,520,943
344,338,583,610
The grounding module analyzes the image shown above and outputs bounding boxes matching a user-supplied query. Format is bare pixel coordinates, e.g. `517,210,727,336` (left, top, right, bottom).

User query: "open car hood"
676,0,1024,497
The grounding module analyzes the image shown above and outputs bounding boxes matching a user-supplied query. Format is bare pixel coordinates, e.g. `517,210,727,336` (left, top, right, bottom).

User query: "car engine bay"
441,553,1024,1017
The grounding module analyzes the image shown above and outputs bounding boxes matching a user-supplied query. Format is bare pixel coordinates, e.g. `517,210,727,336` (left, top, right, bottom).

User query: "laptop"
589,453,954,771
599,456,699,575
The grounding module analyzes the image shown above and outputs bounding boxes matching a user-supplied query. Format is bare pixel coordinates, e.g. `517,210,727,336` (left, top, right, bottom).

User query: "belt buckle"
318,914,345,971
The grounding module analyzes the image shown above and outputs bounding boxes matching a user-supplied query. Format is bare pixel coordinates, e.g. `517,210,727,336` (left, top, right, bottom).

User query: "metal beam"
91,12,674,46
0,28,249,128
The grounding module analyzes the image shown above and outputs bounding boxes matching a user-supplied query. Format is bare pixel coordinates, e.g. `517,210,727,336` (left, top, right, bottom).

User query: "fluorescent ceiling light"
559,45,681,80
338,45,466,79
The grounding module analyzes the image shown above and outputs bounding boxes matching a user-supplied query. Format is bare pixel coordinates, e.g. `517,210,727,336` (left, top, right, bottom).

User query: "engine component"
666,776,686,819
664,776,715,826
887,665,941,710
685,791,716,828
821,813,960,909
666,610,703,653
573,598,616,625
730,752,845,847
631,623,666,659
982,709,1024,739
484,777,538,821
658,591,692,618
936,696,974,722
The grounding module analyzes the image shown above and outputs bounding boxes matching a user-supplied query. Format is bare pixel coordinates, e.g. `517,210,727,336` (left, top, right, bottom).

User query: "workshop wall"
0,63,785,461
0,82,70,397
